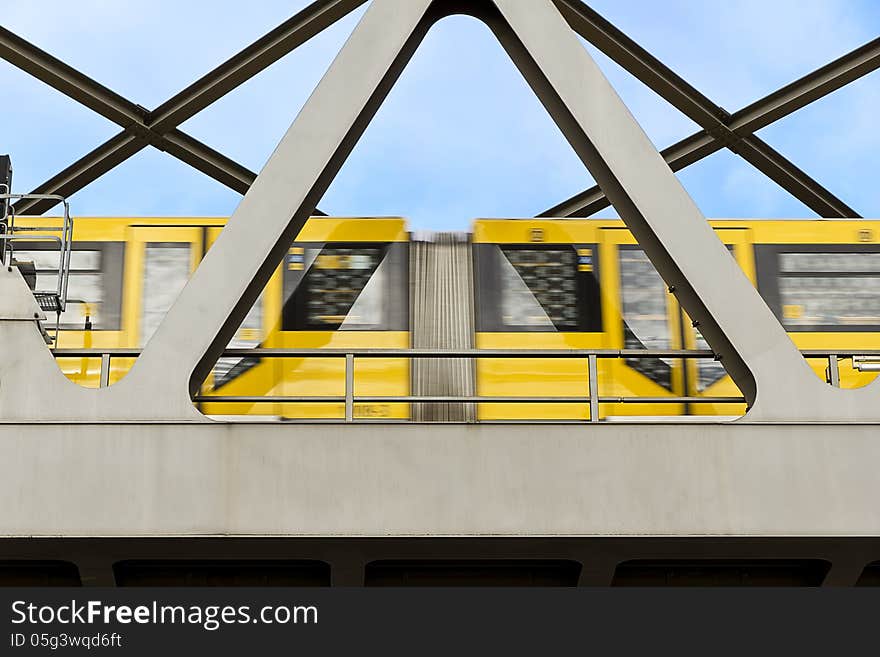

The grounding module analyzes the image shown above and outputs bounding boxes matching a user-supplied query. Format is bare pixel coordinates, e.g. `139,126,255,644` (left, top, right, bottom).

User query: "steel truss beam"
1,0,367,214
0,25,253,214
0,0,876,423
544,0,879,218
3,0,876,221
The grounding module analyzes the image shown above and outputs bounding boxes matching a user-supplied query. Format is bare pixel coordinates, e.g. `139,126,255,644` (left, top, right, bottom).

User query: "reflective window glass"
618,248,672,390
213,295,263,389
307,247,381,328
283,245,388,331
779,276,880,328
775,251,880,329
61,273,104,328
693,329,726,392
475,244,600,333
780,252,880,274
14,246,120,329
694,243,736,389
499,248,579,330
141,243,191,346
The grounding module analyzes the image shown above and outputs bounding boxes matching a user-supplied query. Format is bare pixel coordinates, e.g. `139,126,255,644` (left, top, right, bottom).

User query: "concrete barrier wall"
0,422,878,537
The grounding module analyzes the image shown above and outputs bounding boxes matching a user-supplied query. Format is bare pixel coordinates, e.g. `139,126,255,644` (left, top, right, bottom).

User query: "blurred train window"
114,560,330,586
213,295,263,389
618,248,672,390
0,560,81,586
141,243,191,345
612,559,830,587
365,560,581,586
474,244,600,332
856,561,880,586
13,242,124,329
693,328,725,392
283,244,395,331
780,252,880,273
693,245,737,390
500,247,579,330
757,246,880,331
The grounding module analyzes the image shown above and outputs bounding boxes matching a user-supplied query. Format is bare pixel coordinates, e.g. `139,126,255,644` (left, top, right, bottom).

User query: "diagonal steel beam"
2,0,365,214
10,129,252,216
148,0,370,134
161,130,255,195
730,36,880,135
544,0,875,218
552,0,724,128
17,132,148,213
0,25,146,128
17,127,327,216
0,25,251,214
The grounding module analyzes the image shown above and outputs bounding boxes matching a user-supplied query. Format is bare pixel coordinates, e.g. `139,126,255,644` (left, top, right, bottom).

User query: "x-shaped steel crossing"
544,1,880,218
0,0,368,215
1,0,877,219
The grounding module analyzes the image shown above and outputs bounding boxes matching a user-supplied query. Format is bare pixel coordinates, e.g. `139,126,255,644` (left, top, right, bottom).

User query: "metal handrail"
50,347,880,358
0,234,64,295
190,395,745,404
48,346,879,422
0,194,74,340
852,355,880,373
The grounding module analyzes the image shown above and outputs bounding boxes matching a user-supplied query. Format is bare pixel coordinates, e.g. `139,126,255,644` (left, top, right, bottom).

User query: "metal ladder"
0,155,74,344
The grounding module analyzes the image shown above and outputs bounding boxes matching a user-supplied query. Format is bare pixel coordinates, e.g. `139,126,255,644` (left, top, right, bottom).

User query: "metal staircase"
0,154,74,343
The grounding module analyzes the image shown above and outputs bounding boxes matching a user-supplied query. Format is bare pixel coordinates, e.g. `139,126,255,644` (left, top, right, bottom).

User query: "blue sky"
2,0,879,230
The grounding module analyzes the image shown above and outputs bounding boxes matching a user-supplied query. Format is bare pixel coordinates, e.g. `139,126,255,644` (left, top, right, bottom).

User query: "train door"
600,227,685,417
473,220,606,421
275,221,410,420
199,219,410,420
126,225,203,349
197,225,277,417
679,227,753,417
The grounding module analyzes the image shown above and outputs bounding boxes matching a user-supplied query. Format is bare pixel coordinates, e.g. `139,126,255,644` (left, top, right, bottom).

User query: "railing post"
588,354,599,423
345,353,354,422
99,353,111,388
826,355,840,387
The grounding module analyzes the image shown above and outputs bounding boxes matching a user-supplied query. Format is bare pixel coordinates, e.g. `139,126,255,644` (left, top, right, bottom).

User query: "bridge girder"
0,422,877,538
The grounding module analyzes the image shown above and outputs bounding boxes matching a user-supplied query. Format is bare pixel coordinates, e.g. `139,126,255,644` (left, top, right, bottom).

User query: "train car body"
200,217,410,420
12,216,410,420
473,218,880,420
13,215,880,421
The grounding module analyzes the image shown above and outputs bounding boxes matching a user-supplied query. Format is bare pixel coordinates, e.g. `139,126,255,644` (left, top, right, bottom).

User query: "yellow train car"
12,216,410,420
691,220,880,416
473,219,880,420
199,217,410,419
9,216,222,388
12,215,880,422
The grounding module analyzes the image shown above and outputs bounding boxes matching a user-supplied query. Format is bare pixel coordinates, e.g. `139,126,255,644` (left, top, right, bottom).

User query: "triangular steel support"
1,0,876,421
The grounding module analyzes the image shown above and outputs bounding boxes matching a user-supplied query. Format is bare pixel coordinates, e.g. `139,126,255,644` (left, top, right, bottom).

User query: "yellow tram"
12,215,880,421
473,219,880,420
13,216,410,420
